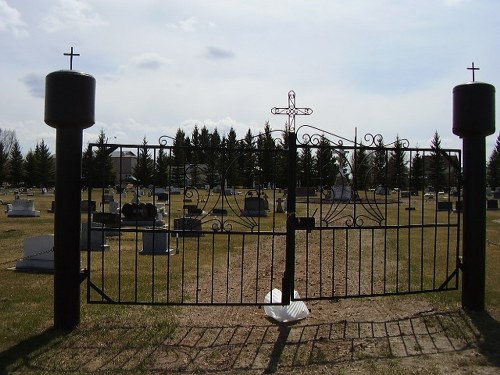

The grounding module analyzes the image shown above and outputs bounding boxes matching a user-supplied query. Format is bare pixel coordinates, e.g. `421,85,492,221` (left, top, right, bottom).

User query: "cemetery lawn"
0,191,499,374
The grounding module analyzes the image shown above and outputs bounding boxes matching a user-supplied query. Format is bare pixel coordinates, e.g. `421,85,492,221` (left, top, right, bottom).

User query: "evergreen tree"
225,127,239,187
239,129,256,188
387,136,408,189
172,128,187,186
81,143,94,187
35,140,54,188
315,135,337,188
428,131,446,191
409,149,424,193
351,142,370,191
24,150,38,187
190,125,201,187
297,146,313,187
133,137,154,186
487,133,500,189
8,140,24,187
92,130,116,187
372,137,386,188
207,128,221,187
0,143,8,186
155,147,170,187
260,122,276,187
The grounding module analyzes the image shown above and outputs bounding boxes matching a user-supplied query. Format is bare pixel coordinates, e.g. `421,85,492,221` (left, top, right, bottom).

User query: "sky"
1,0,499,157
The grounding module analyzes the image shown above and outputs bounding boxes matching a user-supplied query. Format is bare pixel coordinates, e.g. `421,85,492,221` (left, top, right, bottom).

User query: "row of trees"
0,129,54,188
3,124,496,192
106,124,454,192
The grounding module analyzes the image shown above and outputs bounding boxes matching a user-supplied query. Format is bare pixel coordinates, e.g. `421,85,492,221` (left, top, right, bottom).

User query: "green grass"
1,189,499,373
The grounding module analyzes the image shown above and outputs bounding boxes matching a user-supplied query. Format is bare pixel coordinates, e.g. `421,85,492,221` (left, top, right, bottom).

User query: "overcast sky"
1,0,499,156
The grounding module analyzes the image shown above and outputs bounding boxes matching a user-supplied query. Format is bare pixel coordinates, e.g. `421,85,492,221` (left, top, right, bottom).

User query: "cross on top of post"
271,90,313,132
467,62,479,82
63,47,80,70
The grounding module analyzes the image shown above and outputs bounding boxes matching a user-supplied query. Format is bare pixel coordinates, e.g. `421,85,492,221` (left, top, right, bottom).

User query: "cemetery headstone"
80,200,96,213
437,201,453,212
332,184,352,202
15,235,54,272
295,187,316,197
7,199,41,217
276,197,285,213
173,217,203,237
140,229,175,255
242,196,269,217
80,222,110,251
487,199,499,210
122,203,164,227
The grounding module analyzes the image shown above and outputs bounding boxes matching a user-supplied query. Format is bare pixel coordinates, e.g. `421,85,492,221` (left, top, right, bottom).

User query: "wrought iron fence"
83,127,461,306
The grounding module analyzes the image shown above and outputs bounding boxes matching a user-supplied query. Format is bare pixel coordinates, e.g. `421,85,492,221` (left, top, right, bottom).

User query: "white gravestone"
80,222,110,251
140,229,175,255
7,199,40,217
16,235,54,271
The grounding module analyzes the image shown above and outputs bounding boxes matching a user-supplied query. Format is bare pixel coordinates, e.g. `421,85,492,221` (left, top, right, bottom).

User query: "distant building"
110,151,137,184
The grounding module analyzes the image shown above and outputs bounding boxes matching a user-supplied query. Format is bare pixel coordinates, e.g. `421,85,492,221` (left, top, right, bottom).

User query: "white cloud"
205,46,235,60
21,73,45,98
40,0,105,33
0,0,28,37
131,53,173,71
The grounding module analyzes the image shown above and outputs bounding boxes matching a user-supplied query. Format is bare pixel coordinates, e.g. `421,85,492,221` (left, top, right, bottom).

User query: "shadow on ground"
2,308,495,374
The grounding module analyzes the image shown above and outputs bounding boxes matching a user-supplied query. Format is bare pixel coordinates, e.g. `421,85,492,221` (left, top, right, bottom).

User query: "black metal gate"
84,126,461,306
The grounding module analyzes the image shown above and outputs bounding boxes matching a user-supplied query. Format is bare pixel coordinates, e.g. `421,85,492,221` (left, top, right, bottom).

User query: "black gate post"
283,131,297,305
453,81,495,311
45,70,96,329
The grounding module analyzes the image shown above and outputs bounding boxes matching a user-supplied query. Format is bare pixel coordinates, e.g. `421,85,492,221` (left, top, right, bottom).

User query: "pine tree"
409,148,424,193
207,128,221,187
133,137,154,187
8,140,24,187
172,128,187,186
155,147,170,187
0,143,8,186
315,135,337,188
35,140,54,188
372,137,386,188
351,142,370,191
225,127,239,187
487,133,500,189
387,136,408,189
92,130,116,187
24,150,38,187
428,131,446,191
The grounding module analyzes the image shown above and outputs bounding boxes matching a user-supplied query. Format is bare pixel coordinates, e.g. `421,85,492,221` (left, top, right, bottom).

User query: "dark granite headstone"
295,187,316,197
242,196,268,217
487,199,499,210
80,200,96,213
173,217,203,237
437,201,453,211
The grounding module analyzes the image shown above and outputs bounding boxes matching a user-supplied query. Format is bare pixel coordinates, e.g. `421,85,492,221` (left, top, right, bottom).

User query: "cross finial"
271,90,313,132
467,62,479,82
63,47,80,70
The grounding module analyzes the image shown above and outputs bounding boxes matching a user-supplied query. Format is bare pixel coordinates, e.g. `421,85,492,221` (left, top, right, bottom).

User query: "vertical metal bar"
283,131,297,305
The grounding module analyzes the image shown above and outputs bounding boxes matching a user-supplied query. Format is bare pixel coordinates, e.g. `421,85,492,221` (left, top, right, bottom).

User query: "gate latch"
295,217,315,232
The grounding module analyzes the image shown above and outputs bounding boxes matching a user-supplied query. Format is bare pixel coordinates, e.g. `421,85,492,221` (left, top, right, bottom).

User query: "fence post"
45,70,96,329
283,131,297,305
452,81,495,311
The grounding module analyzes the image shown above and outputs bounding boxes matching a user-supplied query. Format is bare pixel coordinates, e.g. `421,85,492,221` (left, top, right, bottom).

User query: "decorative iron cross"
271,90,313,132
64,47,80,70
467,62,479,82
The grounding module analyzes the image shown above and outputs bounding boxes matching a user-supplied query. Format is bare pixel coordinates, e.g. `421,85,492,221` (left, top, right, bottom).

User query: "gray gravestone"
242,196,268,217
15,235,54,271
7,199,40,217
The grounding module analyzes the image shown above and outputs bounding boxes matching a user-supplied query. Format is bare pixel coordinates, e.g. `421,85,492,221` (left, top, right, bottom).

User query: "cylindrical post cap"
45,70,96,129
453,82,495,137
